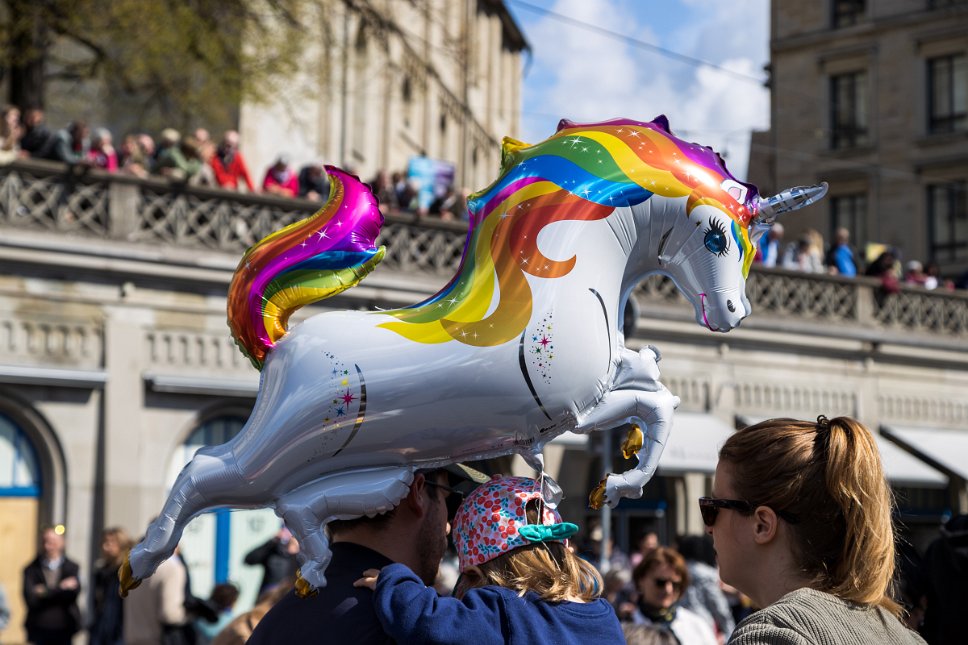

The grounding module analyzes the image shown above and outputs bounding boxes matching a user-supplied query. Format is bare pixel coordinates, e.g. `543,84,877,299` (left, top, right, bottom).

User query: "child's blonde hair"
457,500,603,603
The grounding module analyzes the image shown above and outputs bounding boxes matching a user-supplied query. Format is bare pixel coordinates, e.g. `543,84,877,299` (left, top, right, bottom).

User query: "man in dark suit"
22,526,81,645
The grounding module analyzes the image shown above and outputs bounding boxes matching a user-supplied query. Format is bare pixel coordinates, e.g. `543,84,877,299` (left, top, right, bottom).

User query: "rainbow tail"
227,166,385,369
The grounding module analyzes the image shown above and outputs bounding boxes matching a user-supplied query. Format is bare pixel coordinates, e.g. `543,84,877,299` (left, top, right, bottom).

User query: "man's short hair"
327,465,487,536
327,469,447,535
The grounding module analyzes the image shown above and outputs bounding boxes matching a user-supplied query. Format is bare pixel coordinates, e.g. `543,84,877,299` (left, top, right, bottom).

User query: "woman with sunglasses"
630,547,718,644
703,416,926,644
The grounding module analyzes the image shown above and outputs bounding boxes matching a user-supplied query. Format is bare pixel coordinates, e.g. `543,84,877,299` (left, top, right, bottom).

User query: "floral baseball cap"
452,475,578,571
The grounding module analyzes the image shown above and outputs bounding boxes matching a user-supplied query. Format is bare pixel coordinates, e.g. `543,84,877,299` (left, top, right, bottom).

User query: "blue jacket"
373,563,625,645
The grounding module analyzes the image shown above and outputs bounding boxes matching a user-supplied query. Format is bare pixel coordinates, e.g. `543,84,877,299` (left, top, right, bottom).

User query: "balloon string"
537,460,546,522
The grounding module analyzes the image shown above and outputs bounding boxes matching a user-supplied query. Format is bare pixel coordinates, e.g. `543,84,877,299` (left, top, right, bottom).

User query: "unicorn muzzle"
699,290,749,332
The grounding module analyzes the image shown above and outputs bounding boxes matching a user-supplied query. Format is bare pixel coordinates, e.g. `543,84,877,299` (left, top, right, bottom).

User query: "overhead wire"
504,1,928,181
506,0,769,85
341,1,921,183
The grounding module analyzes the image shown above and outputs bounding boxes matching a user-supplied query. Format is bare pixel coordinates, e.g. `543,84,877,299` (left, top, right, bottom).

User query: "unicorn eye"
704,219,730,256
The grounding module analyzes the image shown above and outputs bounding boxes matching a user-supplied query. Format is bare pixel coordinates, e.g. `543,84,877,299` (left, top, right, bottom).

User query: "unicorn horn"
753,182,828,226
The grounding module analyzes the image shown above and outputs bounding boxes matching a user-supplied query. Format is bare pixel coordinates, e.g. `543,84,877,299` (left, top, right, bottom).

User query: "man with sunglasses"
248,464,486,644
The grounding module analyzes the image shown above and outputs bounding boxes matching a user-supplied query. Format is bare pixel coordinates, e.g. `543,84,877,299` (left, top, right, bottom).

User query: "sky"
505,0,771,180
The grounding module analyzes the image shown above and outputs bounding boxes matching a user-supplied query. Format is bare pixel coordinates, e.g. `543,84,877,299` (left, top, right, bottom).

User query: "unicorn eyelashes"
704,218,731,257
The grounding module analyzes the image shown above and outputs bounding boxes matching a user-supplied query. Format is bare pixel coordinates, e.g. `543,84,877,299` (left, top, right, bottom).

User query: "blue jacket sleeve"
372,563,507,644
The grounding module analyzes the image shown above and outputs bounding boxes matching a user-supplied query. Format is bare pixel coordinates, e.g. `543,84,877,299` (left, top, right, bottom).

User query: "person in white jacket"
631,547,717,645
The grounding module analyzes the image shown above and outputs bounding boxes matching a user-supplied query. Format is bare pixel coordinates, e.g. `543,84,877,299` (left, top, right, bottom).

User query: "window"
830,193,867,245
830,72,869,149
832,0,865,27
0,412,41,495
401,77,412,104
928,181,968,263
928,54,967,134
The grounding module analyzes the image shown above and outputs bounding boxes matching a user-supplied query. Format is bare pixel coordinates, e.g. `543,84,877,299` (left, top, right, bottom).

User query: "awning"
740,417,947,488
143,373,259,398
546,413,734,476
883,425,968,482
656,412,735,475
0,364,108,389
875,433,948,487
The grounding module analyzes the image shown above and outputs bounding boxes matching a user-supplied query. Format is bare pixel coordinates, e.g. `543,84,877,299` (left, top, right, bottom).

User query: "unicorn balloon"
121,116,825,594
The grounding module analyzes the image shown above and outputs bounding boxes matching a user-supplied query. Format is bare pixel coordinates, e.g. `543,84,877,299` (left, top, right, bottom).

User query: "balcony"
2,158,965,354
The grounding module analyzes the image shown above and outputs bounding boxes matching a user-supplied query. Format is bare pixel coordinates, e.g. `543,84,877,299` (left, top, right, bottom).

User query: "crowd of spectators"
754,224,966,291
8,501,964,644
0,106,469,221
3,107,964,288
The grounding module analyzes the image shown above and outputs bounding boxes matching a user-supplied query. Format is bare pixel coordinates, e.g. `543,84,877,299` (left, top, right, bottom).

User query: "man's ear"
403,472,429,517
752,506,779,545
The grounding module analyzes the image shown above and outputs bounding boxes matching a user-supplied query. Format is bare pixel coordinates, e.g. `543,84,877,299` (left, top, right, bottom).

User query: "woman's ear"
751,506,779,545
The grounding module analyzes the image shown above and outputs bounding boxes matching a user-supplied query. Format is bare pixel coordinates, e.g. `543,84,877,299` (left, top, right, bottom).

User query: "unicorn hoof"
606,472,647,503
294,569,318,599
588,477,608,510
621,424,644,460
118,554,142,598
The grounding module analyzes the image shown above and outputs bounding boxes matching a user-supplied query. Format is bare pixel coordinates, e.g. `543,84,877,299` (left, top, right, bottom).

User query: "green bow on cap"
518,522,579,543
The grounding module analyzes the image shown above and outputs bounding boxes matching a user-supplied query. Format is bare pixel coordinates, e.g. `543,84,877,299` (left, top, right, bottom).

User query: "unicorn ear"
557,118,578,132
651,115,671,133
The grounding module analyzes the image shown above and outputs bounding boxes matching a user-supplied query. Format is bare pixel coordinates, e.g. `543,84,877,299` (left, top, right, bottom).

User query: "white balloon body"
128,195,752,588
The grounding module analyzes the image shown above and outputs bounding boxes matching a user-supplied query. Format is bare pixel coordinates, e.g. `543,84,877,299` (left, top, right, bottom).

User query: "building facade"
750,0,968,278
33,0,527,203
2,160,967,640
238,0,528,192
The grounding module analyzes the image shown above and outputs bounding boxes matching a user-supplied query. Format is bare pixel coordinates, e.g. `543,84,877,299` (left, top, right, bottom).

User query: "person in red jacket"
262,154,299,198
210,130,255,192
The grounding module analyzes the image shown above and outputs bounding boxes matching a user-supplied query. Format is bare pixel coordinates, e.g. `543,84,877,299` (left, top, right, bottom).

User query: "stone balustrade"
2,158,967,345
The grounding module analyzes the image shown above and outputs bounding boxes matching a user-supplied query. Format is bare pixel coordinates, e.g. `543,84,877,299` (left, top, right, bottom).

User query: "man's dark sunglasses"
698,496,799,527
425,480,466,518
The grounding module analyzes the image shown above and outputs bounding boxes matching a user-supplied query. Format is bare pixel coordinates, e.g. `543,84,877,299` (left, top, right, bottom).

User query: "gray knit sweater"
728,588,926,645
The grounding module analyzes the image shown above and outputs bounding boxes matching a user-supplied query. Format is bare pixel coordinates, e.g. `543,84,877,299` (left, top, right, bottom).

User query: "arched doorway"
0,411,42,645
169,414,280,611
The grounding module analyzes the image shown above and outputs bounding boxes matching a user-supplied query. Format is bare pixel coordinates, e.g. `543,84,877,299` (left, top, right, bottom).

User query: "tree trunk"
6,0,49,109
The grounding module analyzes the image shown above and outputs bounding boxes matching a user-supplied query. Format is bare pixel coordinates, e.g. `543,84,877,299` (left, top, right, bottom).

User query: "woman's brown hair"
100,526,134,569
631,546,690,594
456,501,603,603
719,416,900,615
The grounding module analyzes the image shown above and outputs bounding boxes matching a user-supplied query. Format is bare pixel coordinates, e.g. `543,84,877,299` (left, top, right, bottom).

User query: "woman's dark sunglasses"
698,497,752,526
425,480,465,518
698,496,798,526
652,577,682,592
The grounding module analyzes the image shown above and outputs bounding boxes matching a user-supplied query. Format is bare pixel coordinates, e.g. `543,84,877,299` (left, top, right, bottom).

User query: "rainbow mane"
227,167,385,369
378,116,757,347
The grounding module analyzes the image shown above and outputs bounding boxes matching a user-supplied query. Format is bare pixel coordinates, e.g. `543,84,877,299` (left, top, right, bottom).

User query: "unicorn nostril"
727,300,735,313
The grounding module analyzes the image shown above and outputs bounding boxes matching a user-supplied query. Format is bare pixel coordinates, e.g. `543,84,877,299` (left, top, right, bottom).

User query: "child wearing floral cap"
354,475,624,644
